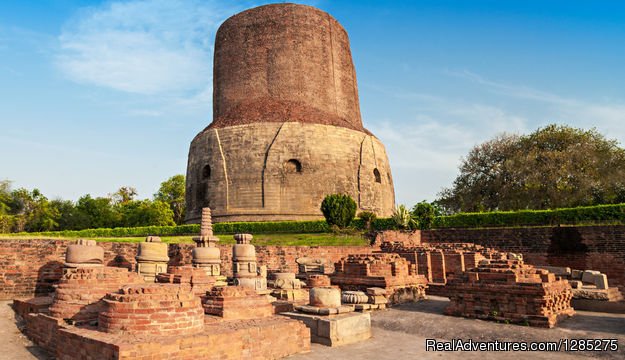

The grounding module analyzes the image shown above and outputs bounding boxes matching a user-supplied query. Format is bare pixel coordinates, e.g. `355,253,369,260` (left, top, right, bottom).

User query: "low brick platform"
25,313,310,359
49,266,144,325
203,286,273,320
156,265,221,296
444,259,575,328
13,296,53,318
331,253,428,304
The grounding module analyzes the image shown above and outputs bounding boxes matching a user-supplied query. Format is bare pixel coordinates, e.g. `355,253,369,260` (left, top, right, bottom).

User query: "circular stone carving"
309,287,341,308
341,291,369,304
136,241,169,262
233,243,256,262
65,240,104,266
192,246,221,264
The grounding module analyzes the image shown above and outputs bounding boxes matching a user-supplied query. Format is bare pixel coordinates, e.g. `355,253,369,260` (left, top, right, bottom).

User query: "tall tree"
110,186,138,205
154,175,186,224
437,124,625,213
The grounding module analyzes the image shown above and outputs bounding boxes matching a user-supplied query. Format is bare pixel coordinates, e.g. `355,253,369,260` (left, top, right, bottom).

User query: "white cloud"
367,93,529,205
448,69,625,144
56,0,248,95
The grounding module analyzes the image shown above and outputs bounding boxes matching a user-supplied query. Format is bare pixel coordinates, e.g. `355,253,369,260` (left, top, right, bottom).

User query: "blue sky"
1,0,625,207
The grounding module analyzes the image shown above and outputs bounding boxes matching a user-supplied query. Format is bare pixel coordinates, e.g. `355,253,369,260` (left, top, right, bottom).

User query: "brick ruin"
331,253,428,304
17,230,311,359
18,208,625,357
444,259,575,328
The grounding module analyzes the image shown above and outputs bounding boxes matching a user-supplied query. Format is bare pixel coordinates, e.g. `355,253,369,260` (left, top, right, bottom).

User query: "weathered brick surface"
99,284,204,336
51,316,310,360
422,225,625,291
444,259,575,328
156,265,218,296
203,286,273,320
0,238,373,300
185,3,396,224
49,267,144,325
332,253,428,304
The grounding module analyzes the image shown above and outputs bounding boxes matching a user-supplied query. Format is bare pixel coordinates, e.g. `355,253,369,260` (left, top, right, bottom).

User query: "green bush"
411,201,437,230
7,220,332,238
391,205,417,230
434,203,625,228
320,194,357,228
358,211,377,231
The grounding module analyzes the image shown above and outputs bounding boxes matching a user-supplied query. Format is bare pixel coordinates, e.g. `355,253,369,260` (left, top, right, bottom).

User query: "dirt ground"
2,297,624,360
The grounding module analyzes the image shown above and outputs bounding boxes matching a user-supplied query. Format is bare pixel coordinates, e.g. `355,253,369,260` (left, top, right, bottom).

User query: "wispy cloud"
56,0,250,95
447,69,625,143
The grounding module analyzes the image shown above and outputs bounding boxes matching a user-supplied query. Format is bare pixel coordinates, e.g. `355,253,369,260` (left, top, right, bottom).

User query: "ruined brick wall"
421,225,625,290
0,238,374,300
186,123,395,222
185,3,395,223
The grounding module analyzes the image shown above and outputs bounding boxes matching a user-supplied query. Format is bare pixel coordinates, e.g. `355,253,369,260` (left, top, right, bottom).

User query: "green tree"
120,200,175,227
320,194,357,228
437,124,625,212
154,175,186,224
411,201,438,230
0,180,11,215
74,195,121,229
110,186,138,205
7,188,59,232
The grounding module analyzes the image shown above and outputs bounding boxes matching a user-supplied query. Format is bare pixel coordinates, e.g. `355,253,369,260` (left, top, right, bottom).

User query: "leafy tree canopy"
154,174,186,224
436,124,625,213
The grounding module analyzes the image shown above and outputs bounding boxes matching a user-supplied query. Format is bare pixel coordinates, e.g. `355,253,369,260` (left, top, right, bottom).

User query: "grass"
0,232,369,246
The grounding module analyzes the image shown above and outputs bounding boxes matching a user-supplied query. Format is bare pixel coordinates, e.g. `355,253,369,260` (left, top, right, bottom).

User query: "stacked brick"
98,284,204,335
203,286,273,320
156,265,218,296
444,259,575,328
48,266,143,325
380,241,505,285
331,253,428,304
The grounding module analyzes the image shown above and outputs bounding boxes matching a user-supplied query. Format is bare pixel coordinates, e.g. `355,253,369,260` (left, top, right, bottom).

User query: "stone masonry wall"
186,123,395,223
422,225,625,291
0,238,373,300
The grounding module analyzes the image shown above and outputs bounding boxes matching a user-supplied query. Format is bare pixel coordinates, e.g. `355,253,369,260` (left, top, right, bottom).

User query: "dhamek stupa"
185,3,395,223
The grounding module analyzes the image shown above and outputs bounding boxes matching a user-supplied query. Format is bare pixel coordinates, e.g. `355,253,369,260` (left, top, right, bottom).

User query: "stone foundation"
282,311,371,347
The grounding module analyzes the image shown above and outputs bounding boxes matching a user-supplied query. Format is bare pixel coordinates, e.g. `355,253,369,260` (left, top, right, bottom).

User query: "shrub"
411,201,436,230
433,203,625,228
320,194,357,228
358,211,377,231
391,205,417,230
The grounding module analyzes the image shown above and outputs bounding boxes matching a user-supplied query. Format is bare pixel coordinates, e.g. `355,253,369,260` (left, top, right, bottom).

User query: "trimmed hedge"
8,220,332,238
4,203,624,238
434,203,625,229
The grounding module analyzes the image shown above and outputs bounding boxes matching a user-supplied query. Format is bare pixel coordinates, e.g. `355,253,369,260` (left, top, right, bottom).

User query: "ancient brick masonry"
380,241,506,286
185,3,395,223
156,265,218,296
203,286,273,320
99,284,204,336
331,253,428,304
444,259,575,328
49,266,144,325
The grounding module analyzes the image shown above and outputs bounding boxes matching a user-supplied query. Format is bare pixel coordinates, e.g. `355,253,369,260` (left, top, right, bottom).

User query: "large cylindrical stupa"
185,3,395,223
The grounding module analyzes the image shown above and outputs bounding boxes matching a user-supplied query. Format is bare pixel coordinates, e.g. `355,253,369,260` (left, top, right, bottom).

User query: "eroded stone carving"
64,239,104,268
135,236,169,282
